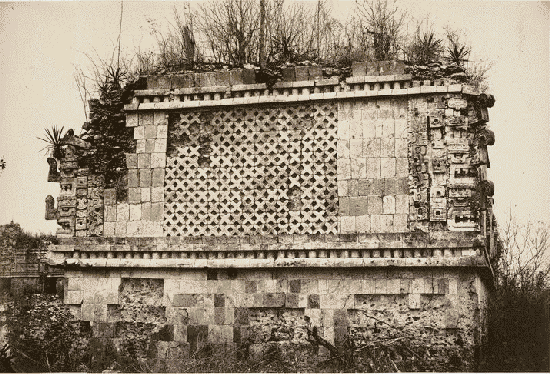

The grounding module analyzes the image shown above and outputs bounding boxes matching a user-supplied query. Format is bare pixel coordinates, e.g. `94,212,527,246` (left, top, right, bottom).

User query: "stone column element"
45,195,57,220
47,157,60,182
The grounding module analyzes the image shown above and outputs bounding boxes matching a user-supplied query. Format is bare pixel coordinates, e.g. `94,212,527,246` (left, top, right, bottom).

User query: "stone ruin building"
45,61,496,368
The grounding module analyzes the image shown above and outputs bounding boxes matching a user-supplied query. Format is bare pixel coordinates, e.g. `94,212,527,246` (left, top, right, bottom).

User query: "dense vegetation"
36,0,491,203
131,0,485,84
480,219,550,371
0,221,56,283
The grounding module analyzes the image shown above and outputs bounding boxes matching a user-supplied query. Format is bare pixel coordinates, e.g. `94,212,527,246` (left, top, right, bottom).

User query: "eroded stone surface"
61,267,488,370
46,72,495,369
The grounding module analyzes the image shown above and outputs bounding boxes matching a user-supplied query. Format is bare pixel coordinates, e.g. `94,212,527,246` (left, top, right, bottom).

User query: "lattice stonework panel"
164,104,338,236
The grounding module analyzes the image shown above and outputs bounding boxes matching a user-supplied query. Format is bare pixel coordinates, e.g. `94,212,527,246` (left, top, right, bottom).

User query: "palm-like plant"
38,126,66,159
446,29,471,66
448,43,470,66
408,29,443,65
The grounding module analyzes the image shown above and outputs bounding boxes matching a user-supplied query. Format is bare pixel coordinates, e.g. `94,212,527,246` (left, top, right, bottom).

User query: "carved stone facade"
46,63,496,369
45,137,105,237
164,103,339,236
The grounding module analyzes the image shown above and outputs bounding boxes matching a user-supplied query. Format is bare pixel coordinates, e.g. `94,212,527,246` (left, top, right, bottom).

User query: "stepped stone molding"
53,256,486,270
124,75,479,113
47,233,484,271
47,231,485,269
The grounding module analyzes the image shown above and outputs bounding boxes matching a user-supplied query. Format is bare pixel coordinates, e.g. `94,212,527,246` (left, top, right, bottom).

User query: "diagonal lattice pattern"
164,103,338,236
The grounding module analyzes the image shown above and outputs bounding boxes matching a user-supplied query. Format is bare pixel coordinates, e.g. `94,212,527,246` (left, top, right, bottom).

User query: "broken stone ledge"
144,61,406,91
125,76,487,115
46,231,488,267
50,232,485,250
47,255,487,269
48,246,480,259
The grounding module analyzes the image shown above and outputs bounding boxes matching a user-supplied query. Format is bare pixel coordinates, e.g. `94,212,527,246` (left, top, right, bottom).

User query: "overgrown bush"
304,323,472,372
0,344,14,373
481,218,550,371
483,281,549,371
5,292,481,373
77,65,140,200
7,294,87,372
445,27,471,66
6,294,157,373
406,23,444,65
71,0,491,128
145,8,197,72
0,222,57,292
355,0,406,61
0,221,56,253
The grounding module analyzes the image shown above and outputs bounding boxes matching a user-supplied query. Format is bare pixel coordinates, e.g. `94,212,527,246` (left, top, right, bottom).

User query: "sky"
0,0,548,234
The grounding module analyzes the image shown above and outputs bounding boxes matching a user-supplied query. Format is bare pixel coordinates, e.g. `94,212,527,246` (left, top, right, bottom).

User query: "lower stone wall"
62,266,488,369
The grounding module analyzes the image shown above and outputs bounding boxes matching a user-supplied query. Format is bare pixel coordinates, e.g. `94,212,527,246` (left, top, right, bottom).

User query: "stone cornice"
50,232,485,250
46,254,487,269
124,75,486,116
46,231,489,269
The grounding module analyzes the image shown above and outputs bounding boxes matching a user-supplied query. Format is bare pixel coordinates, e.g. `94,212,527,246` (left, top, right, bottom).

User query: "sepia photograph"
0,0,548,372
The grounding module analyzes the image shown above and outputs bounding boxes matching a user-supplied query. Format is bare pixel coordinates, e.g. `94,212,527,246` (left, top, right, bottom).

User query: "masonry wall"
48,70,495,241
97,92,492,239
63,265,487,370
45,67,496,369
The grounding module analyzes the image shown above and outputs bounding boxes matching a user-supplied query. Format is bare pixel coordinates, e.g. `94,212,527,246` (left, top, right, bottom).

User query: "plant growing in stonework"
406,22,444,65
465,59,493,93
143,7,197,73
77,62,139,200
7,294,88,372
445,27,471,67
268,0,317,64
72,2,141,200
37,125,66,159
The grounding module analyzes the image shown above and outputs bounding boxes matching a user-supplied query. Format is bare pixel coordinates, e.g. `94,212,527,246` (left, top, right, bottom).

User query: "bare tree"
194,0,260,66
355,0,407,61
303,0,347,64
496,215,550,290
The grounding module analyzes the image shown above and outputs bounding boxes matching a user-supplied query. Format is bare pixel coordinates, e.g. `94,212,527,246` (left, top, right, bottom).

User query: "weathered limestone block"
137,153,151,169
45,195,57,220
103,222,115,236
116,203,130,222
47,157,60,182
